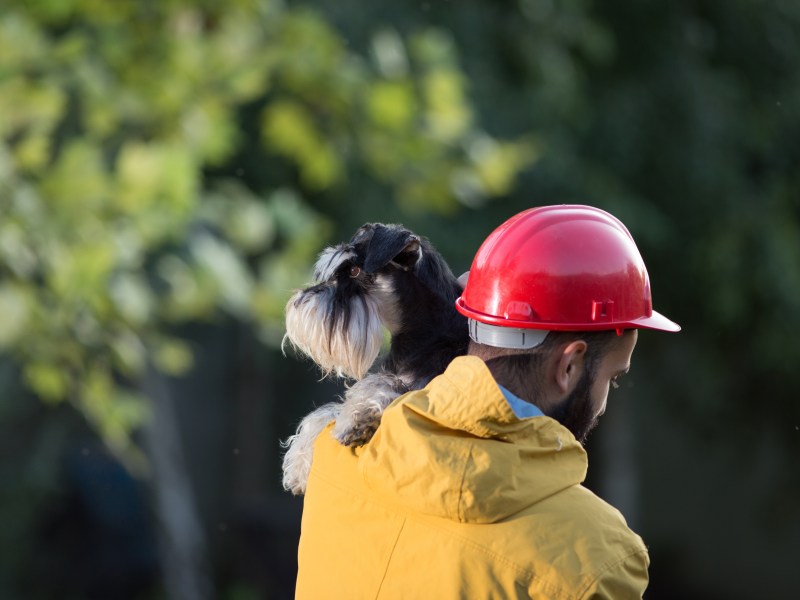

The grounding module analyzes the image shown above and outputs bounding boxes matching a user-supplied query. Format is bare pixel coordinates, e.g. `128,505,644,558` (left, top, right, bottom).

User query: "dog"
281,222,469,495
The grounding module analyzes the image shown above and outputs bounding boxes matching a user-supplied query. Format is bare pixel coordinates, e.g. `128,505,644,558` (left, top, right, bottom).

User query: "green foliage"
0,0,531,460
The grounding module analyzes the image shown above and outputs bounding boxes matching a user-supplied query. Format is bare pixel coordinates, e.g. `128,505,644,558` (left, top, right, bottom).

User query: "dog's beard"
284,243,388,379
547,369,600,445
284,286,385,380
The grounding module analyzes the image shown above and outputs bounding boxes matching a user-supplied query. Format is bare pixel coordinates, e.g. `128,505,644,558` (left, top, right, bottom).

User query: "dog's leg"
281,402,341,495
332,373,408,447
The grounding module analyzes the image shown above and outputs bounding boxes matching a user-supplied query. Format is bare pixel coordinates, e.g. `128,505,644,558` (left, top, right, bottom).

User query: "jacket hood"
359,356,588,524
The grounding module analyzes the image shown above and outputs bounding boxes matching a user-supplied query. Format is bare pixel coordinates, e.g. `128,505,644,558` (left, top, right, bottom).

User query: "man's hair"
469,330,623,407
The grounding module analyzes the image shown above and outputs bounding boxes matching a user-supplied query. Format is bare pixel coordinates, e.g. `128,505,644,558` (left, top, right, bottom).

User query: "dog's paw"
281,403,340,495
331,373,407,447
331,408,382,447
281,440,312,496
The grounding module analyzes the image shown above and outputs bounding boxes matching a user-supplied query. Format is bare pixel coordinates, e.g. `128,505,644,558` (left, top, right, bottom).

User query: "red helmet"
456,205,680,347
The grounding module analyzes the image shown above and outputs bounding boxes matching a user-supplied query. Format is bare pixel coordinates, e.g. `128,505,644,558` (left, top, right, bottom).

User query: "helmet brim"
626,310,681,333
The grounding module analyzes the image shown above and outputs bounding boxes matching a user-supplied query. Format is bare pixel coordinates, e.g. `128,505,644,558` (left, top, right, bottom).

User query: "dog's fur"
281,223,468,495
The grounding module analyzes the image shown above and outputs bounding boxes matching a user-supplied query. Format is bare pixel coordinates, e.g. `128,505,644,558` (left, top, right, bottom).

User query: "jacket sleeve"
579,549,649,600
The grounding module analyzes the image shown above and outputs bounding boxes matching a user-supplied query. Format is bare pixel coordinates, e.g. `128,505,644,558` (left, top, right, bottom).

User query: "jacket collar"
360,356,588,523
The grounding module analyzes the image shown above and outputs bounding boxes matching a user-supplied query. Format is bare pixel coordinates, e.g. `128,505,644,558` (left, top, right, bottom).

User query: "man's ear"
555,340,587,394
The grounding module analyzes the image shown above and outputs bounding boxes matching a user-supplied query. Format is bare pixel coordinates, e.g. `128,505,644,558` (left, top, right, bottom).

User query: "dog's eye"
349,265,361,278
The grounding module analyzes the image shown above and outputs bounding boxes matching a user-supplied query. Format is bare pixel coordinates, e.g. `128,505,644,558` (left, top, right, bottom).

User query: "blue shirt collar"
498,384,545,418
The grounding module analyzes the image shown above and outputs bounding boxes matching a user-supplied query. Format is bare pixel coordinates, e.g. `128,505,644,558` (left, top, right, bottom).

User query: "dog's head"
284,223,462,380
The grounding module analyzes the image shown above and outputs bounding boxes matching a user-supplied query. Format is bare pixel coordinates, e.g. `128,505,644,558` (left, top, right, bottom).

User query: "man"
294,205,680,599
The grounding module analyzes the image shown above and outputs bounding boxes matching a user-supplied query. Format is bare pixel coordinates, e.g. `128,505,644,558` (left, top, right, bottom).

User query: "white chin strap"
468,319,550,350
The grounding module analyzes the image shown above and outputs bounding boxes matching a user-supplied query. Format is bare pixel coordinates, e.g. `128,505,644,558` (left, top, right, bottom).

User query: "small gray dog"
281,223,468,495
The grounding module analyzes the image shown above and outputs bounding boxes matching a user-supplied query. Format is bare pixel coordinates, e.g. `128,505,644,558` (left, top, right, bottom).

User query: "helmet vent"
591,300,615,322
503,301,533,321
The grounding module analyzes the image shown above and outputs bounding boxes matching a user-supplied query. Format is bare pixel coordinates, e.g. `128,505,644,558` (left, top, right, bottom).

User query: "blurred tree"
0,0,533,597
0,0,533,463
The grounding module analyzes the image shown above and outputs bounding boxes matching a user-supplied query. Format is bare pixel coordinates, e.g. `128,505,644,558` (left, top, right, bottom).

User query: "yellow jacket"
296,356,649,599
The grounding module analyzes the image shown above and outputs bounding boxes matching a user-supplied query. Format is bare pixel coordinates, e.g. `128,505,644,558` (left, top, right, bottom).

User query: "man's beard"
546,368,599,444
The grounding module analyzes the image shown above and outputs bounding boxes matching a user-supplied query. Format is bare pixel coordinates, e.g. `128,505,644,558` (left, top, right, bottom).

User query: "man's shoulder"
399,482,648,599
537,482,647,551
485,483,648,597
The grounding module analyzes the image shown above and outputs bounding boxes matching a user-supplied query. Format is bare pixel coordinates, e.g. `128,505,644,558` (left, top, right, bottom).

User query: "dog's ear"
363,225,421,273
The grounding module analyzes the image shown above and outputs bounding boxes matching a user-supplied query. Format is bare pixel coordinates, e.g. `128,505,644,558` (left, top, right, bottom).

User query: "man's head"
470,330,637,443
456,204,679,442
